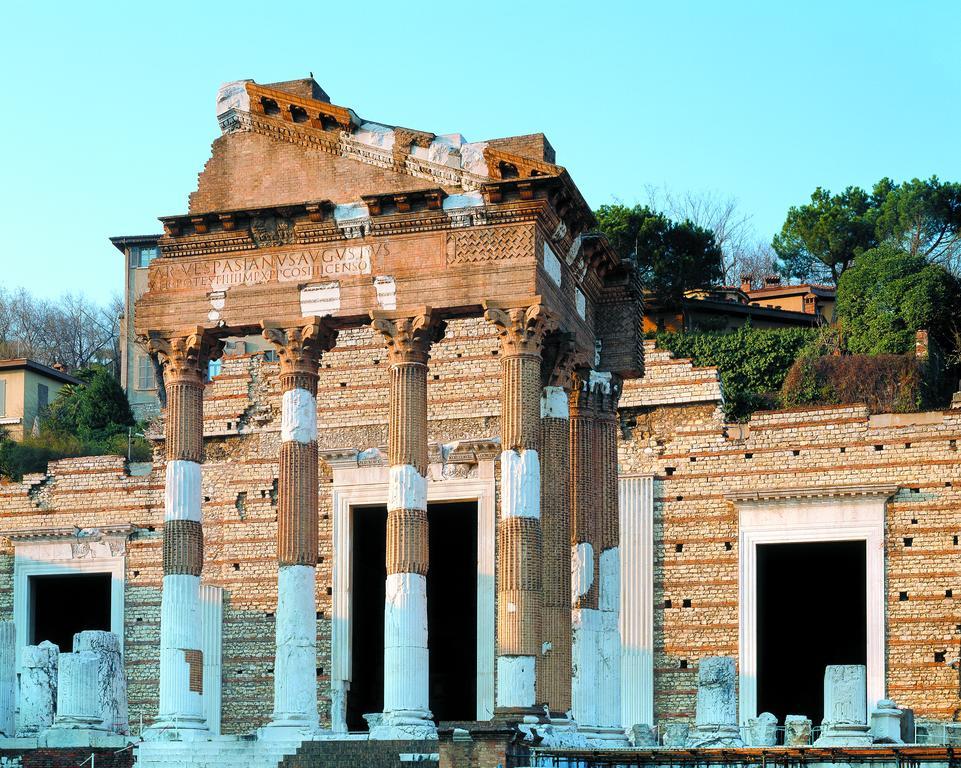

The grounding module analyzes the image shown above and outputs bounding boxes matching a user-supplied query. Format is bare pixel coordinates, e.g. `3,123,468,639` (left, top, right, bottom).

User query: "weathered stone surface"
52,652,103,729
784,715,812,746
746,712,778,746
870,698,903,744
689,656,742,746
18,641,59,736
662,721,689,747
73,630,129,734
627,723,656,747
814,665,871,746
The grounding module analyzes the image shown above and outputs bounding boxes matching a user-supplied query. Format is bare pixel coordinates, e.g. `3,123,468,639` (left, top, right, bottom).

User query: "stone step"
282,738,438,768
135,738,302,768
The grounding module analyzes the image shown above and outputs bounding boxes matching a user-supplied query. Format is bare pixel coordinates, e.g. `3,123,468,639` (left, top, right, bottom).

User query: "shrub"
46,365,134,441
654,325,820,420
781,354,923,413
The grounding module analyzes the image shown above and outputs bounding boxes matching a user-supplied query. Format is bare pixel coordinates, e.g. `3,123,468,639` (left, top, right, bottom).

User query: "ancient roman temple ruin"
0,77,959,768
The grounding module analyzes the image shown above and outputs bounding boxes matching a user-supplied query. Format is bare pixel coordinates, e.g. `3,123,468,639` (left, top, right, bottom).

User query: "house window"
136,356,157,391
37,384,48,412
129,246,159,269
207,359,222,380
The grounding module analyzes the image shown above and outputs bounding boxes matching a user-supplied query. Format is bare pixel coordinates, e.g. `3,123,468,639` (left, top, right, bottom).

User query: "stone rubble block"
814,665,872,746
688,656,742,746
73,630,129,735
17,641,59,736
746,711,778,746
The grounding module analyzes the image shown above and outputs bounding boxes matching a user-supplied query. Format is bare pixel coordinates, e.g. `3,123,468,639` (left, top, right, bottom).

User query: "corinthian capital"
483,297,557,358
541,331,590,390
147,328,224,385
262,316,339,378
370,307,446,365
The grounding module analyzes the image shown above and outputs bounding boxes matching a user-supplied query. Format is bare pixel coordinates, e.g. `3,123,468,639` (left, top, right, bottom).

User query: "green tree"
772,186,878,284
874,176,961,266
835,244,961,354
46,365,134,441
595,204,722,307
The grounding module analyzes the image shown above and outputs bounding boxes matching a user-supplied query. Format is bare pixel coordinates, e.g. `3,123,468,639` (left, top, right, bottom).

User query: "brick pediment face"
189,131,443,214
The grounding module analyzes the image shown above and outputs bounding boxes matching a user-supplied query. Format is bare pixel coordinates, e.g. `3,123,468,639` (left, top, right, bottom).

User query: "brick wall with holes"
0,317,503,733
620,346,961,724
0,334,958,732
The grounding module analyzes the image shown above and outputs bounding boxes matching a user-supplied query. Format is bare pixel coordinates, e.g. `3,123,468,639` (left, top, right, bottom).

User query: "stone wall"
619,346,961,724
0,335,957,732
0,317,504,734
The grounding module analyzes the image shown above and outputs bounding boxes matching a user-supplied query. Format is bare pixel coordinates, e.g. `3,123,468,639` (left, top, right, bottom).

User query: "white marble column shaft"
157,459,206,730
53,652,102,728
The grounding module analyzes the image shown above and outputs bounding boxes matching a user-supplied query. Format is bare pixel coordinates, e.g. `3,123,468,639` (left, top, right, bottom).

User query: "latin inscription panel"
148,245,380,292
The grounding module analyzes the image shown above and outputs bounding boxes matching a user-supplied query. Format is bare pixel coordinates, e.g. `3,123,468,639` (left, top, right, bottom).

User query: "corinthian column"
570,368,624,739
569,368,599,729
370,307,445,739
483,299,555,717
147,328,223,737
262,317,338,735
593,372,623,735
537,334,578,716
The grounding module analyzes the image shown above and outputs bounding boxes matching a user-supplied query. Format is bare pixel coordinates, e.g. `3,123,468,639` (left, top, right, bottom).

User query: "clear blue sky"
1,1,958,305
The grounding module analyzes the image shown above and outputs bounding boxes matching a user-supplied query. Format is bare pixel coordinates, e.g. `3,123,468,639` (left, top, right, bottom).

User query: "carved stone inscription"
149,245,379,292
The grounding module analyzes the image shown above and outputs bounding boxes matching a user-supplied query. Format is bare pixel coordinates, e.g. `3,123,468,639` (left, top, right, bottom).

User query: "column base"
492,706,546,725
578,724,630,746
687,724,743,747
39,729,131,748
142,716,210,742
369,710,437,741
814,723,872,747
259,717,323,741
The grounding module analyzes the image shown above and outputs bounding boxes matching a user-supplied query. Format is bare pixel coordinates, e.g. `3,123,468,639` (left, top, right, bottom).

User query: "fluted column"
484,300,555,717
52,652,102,729
147,328,223,736
370,308,445,737
537,335,577,716
262,317,338,734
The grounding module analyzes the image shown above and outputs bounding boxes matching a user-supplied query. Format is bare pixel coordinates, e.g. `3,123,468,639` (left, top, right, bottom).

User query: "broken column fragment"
814,665,872,746
688,656,743,746
746,712,778,746
18,641,59,736
784,715,812,746
0,622,15,737
662,721,689,747
73,630,129,734
870,699,904,744
51,652,103,729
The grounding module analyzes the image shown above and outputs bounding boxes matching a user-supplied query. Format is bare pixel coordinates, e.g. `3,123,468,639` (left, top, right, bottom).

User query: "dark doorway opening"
346,501,478,730
427,501,477,722
31,573,111,653
756,541,866,724
348,505,386,731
